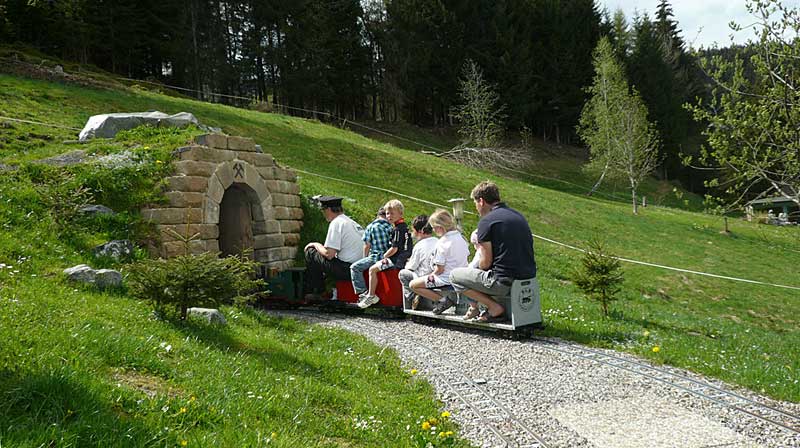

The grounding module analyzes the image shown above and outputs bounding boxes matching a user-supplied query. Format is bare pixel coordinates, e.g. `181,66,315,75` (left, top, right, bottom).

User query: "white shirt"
432,230,469,284
324,214,364,264
405,236,438,277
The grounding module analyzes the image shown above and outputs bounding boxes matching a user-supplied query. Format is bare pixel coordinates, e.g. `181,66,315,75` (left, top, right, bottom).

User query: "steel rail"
528,338,800,435
285,311,549,448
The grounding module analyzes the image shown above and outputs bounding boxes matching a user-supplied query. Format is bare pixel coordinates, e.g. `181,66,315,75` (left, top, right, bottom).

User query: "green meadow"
0,67,798,444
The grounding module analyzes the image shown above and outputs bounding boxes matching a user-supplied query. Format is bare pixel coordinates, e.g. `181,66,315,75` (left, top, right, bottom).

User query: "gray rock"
63,264,122,289
188,307,227,325
78,111,208,141
63,264,96,283
34,150,88,167
80,205,115,216
0,163,17,172
94,269,123,289
255,144,263,153
93,240,134,261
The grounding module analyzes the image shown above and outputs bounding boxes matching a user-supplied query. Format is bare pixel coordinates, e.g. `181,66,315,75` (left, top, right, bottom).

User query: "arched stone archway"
142,133,303,270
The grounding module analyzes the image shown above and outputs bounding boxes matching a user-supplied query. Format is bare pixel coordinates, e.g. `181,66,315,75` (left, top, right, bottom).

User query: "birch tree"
578,37,660,214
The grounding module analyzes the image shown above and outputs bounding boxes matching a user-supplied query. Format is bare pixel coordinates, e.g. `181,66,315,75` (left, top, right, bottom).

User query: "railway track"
276,310,800,447
528,338,800,436
287,311,549,448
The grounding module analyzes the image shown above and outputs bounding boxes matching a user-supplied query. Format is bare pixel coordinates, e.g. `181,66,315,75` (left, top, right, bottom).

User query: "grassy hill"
0,64,798,438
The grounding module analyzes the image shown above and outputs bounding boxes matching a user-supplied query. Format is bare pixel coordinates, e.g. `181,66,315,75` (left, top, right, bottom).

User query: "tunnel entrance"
218,184,255,257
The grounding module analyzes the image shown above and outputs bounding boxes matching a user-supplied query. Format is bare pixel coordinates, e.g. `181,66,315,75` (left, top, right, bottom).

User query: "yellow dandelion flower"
421,421,431,430
180,440,187,447
410,369,418,375
438,431,445,438
179,407,187,413
441,411,450,418
271,432,277,439
189,396,196,403
652,346,661,353
429,417,438,425
446,431,454,436
156,160,163,164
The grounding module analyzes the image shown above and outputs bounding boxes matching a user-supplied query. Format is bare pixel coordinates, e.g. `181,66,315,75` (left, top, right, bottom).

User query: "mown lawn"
0,72,798,408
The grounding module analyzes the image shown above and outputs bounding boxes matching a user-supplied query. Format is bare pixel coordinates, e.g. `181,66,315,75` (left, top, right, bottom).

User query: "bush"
127,232,265,319
572,239,624,317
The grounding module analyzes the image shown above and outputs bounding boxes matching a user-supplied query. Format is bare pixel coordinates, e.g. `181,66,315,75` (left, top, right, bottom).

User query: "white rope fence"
2,104,799,292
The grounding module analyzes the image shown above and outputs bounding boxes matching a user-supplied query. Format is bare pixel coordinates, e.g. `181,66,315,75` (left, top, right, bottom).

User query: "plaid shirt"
363,218,393,261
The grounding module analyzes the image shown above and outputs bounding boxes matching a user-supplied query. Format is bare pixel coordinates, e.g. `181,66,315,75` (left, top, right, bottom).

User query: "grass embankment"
0,87,465,446
0,70,798,411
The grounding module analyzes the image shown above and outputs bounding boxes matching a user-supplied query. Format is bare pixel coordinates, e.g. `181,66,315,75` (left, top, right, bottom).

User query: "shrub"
30,170,91,230
572,239,624,317
127,231,265,319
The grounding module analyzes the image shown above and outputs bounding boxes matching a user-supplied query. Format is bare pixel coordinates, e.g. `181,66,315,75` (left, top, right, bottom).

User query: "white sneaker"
357,294,380,309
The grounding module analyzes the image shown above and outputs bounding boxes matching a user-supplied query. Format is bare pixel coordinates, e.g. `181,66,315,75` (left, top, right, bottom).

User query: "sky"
595,0,800,49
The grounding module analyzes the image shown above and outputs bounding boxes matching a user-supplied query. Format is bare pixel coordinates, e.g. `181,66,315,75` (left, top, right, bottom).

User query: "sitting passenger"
451,181,537,323
303,195,365,299
409,209,469,315
398,215,438,310
350,207,393,297
461,230,483,320
358,199,413,308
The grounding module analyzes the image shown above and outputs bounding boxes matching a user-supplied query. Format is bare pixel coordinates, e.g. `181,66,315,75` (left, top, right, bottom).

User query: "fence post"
448,198,466,232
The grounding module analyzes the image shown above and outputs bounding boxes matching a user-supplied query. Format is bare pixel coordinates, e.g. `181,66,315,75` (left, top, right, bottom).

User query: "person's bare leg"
461,289,504,317
368,264,380,296
409,277,443,301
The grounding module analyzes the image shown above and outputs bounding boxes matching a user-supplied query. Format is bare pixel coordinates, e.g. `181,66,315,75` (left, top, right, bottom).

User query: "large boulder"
188,308,227,325
78,111,205,141
93,240,134,261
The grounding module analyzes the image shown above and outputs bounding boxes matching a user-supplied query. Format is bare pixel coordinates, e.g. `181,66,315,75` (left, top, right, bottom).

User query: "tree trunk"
631,187,638,214
588,161,610,196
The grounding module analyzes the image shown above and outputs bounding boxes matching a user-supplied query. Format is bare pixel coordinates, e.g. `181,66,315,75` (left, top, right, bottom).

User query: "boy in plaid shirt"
350,207,393,295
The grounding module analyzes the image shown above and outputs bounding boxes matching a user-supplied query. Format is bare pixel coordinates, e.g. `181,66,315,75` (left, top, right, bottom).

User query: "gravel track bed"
279,311,799,448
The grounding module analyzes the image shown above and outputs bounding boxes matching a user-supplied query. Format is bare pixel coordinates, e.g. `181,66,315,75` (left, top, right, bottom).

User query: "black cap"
315,195,343,209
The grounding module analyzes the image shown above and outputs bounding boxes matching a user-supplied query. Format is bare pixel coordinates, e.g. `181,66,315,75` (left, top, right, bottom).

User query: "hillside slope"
0,73,798,403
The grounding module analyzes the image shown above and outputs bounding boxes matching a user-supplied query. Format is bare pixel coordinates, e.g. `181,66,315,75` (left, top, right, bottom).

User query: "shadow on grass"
169,312,326,379
0,368,159,447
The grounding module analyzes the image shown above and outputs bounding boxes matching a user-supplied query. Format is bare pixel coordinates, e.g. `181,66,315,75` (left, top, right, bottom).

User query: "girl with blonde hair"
409,209,469,314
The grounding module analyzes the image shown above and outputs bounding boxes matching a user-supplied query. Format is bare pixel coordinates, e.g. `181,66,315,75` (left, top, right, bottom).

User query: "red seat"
373,269,403,307
335,280,360,303
334,270,403,307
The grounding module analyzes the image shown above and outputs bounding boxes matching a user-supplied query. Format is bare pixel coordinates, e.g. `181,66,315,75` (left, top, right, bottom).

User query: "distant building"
747,196,798,224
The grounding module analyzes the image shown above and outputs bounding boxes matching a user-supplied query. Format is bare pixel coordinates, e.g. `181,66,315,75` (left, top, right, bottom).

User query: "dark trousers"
304,246,352,294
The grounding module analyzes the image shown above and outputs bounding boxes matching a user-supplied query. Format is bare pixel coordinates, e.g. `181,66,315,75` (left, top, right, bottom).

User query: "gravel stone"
276,312,799,448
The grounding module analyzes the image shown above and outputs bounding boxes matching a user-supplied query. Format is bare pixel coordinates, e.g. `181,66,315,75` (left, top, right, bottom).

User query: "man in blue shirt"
450,181,537,322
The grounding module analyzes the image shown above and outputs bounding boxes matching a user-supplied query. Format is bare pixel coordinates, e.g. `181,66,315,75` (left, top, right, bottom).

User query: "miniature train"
261,266,543,335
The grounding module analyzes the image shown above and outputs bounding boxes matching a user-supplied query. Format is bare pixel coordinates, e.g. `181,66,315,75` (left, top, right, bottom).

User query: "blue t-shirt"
476,203,537,280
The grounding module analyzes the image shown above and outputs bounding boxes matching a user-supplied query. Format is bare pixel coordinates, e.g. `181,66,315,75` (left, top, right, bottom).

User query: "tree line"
3,0,790,203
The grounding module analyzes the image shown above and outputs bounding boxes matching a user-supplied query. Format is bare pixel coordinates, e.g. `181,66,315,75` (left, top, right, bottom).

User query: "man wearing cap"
304,196,365,298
